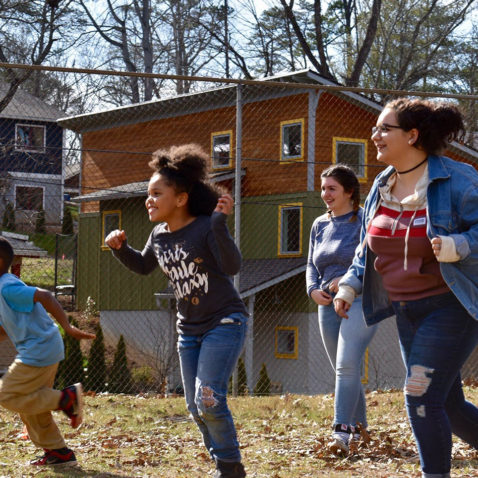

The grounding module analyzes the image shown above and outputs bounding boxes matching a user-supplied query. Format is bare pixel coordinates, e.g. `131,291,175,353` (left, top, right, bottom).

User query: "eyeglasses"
372,123,403,135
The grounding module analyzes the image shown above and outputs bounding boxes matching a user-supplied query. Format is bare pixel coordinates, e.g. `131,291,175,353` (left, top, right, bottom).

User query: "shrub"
85,324,107,392
62,206,74,235
109,335,135,394
253,363,271,396
2,202,15,231
55,318,84,388
237,357,248,395
35,208,46,234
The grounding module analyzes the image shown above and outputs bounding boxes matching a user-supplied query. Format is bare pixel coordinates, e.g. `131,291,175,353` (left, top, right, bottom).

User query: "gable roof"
58,69,382,134
0,81,65,122
0,231,48,258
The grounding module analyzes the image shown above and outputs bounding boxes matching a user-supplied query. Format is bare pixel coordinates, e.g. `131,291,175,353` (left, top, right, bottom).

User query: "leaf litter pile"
0,388,476,477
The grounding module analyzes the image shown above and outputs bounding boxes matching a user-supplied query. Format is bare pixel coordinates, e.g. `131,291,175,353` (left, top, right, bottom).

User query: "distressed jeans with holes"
393,292,478,477
177,313,247,463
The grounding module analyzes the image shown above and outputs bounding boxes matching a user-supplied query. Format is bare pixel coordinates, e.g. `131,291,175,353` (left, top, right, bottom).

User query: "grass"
0,388,477,477
20,257,73,290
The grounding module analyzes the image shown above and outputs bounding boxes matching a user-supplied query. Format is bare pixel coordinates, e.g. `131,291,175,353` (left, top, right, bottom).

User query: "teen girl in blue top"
306,165,377,455
334,99,478,478
106,144,247,478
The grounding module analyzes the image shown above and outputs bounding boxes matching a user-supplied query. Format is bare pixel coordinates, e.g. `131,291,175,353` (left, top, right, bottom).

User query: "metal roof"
57,69,380,134
0,81,65,122
0,231,48,258
73,169,244,203
155,256,306,304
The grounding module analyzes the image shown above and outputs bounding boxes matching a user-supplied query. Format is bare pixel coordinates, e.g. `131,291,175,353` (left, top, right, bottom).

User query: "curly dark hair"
385,98,465,156
149,144,222,216
0,236,14,272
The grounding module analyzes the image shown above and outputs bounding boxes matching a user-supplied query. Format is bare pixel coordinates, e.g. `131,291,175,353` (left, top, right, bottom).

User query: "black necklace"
396,157,428,175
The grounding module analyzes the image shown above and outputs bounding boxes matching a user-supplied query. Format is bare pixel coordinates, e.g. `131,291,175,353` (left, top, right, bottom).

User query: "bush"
237,357,248,395
2,202,15,231
35,208,46,234
62,206,74,235
55,318,84,388
109,335,135,394
85,324,107,392
254,363,271,396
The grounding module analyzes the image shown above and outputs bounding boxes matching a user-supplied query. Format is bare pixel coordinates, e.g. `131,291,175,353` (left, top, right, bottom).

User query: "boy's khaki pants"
0,359,65,450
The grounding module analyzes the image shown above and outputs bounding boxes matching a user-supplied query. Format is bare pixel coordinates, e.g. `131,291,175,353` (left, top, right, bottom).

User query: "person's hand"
431,236,442,259
64,324,96,341
334,298,351,319
214,194,234,215
328,276,343,293
311,289,333,306
105,229,127,250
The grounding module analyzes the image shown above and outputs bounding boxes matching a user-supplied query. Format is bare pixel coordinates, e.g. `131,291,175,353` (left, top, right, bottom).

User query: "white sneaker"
328,424,350,455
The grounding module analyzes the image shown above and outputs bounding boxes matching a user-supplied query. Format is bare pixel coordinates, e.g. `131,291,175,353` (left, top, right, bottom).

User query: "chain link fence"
0,66,477,395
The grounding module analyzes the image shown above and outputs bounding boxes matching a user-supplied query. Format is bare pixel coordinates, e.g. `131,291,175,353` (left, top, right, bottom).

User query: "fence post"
232,83,243,397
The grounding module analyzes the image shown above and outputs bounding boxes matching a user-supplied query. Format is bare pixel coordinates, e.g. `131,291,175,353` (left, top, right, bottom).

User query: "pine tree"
62,206,74,235
237,357,248,396
2,202,15,231
85,324,107,392
253,363,271,396
109,335,134,394
55,318,84,388
35,208,46,233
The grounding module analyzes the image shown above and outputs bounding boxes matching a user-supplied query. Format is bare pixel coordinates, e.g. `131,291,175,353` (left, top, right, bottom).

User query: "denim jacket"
340,154,478,325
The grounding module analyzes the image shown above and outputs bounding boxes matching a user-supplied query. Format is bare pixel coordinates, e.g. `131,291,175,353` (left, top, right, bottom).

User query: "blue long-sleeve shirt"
306,209,363,296
112,212,247,335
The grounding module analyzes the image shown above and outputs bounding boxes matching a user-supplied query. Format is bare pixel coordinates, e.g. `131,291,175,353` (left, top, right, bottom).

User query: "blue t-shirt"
0,273,64,367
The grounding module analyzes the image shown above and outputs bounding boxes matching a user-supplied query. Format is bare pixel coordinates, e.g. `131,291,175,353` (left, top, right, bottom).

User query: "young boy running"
0,236,95,466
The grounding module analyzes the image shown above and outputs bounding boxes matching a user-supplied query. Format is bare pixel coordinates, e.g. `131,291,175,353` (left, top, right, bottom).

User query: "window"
275,326,298,359
278,203,302,256
15,186,44,211
15,124,46,153
333,138,367,179
102,210,121,249
211,131,233,169
280,119,304,161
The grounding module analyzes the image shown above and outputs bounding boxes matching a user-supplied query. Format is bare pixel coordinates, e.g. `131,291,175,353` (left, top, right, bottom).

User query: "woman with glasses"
306,164,377,455
334,98,478,478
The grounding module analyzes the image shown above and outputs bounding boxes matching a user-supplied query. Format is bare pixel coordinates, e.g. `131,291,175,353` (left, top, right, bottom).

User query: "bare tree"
0,0,70,112
363,0,476,93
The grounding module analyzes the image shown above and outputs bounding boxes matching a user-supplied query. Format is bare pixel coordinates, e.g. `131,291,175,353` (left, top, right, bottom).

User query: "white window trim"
15,123,46,154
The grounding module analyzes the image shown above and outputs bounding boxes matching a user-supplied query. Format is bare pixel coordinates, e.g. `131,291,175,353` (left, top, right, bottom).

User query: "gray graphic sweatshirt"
112,212,247,335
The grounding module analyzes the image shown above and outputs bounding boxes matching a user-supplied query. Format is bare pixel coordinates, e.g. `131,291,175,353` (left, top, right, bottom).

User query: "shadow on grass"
49,466,133,477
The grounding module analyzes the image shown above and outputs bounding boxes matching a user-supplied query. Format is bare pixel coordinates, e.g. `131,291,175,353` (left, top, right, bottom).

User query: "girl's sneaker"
30,447,77,466
328,424,352,455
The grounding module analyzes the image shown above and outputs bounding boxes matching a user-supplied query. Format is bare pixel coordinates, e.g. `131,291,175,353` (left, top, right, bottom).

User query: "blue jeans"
319,296,377,428
177,313,247,463
393,292,478,477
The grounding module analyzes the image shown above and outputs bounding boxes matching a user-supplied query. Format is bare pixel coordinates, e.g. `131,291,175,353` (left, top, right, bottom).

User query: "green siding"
240,191,325,259
98,198,167,311
77,213,101,309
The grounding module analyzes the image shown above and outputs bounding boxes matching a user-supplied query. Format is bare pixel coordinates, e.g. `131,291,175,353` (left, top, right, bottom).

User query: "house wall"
77,198,167,311
0,118,63,228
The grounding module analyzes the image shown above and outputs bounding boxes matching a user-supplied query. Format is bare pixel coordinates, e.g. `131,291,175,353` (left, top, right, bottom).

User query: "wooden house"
58,70,478,394
0,82,65,231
